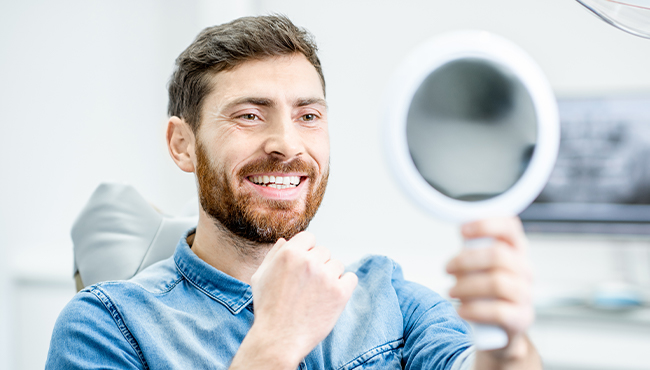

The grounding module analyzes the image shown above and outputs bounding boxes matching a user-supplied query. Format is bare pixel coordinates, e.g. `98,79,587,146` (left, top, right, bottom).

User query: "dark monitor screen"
520,94,650,234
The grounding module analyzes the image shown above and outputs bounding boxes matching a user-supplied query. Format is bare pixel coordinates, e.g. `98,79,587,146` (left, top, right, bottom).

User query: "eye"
301,113,317,122
239,113,259,121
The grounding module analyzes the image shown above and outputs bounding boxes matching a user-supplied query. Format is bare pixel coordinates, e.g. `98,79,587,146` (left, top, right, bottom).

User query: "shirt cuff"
451,345,476,370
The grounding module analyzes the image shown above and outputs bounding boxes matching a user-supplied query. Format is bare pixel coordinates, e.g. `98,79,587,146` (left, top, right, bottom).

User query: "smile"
248,175,302,189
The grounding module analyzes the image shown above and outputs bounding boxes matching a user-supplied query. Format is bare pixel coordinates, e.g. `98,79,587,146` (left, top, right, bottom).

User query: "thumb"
253,238,287,284
261,238,287,265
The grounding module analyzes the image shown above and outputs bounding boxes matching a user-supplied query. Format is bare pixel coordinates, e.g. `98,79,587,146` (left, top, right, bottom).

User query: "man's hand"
446,217,541,369
229,232,358,370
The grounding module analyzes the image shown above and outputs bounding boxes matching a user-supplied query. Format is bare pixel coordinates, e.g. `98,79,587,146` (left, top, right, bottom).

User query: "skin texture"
166,53,541,369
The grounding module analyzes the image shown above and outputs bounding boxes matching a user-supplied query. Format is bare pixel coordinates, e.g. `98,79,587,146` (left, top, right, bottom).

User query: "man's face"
194,53,329,244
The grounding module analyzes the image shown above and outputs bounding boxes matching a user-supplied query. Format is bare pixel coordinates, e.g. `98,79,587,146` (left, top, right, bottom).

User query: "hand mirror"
384,31,560,350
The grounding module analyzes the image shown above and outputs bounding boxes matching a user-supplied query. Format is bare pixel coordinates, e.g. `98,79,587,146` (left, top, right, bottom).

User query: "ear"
167,116,196,173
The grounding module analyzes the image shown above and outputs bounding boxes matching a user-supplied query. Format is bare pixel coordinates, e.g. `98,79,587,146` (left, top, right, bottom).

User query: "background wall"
1,0,649,369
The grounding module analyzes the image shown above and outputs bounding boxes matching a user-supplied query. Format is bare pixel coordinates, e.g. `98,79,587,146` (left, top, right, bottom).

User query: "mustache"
237,156,317,180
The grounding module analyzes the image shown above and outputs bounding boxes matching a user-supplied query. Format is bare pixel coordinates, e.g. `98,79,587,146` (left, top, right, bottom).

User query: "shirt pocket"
339,339,403,370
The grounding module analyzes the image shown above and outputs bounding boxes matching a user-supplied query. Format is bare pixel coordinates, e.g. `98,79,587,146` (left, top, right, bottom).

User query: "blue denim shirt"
46,231,475,369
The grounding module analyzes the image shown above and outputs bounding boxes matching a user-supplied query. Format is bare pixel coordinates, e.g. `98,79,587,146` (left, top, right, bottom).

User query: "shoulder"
46,257,182,369
348,254,468,333
347,257,471,369
347,254,442,301
346,255,453,324
347,254,401,282
46,290,145,369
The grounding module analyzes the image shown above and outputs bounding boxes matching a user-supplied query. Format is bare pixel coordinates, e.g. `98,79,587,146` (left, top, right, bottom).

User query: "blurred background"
1,0,650,369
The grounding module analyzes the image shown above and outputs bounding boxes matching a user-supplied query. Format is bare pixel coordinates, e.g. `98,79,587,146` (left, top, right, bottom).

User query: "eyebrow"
223,96,328,112
224,97,275,111
296,98,328,109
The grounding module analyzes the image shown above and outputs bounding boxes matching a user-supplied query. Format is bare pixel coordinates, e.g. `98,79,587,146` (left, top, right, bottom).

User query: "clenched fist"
230,232,358,370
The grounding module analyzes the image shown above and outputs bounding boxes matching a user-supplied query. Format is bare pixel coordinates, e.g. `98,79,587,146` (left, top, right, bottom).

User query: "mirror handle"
463,237,509,350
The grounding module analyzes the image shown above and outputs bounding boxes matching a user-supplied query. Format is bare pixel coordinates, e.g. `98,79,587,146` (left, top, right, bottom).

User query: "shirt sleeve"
45,289,145,370
391,261,473,370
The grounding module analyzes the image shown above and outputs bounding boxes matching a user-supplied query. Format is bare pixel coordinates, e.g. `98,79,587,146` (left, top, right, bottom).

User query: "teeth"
249,175,302,188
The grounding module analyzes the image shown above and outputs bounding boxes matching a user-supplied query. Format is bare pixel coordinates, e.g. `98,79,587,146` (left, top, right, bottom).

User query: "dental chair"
72,183,198,291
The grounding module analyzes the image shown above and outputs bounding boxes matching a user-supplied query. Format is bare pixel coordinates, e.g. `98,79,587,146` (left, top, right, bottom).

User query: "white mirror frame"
384,30,560,223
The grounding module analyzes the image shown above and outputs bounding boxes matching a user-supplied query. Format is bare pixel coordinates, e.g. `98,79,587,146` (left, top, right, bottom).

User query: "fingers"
268,232,317,265
323,257,344,275
270,232,342,277
309,245,332,264
461,217,527,251
447,217,536,343
263,238,287,262
266,231,356,296
321,259,357,301
456,299,534,335
446,242,532,279
449,271,532,303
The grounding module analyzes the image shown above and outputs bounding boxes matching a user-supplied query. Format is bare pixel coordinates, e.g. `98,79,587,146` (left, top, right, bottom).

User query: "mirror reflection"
406,58,538,201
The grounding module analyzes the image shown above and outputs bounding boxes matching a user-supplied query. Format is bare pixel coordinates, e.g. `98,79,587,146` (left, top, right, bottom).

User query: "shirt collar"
173,228,253,315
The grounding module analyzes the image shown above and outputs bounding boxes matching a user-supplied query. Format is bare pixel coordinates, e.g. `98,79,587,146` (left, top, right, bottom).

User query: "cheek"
307,130,330,171
214,134,261,174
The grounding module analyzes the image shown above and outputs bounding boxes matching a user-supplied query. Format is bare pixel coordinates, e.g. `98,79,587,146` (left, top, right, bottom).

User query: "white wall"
260,0,650,284
0,1,253,368
2,0,650,369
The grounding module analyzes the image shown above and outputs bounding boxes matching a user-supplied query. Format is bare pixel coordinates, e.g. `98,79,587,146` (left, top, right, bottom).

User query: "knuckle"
474,221,489,235
306,258,320,274
277,247,291,261
279,247,300,265
319,245,332,259
302,231,316,244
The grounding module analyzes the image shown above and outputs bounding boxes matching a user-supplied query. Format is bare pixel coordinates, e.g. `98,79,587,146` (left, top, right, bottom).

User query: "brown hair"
167,14,325,133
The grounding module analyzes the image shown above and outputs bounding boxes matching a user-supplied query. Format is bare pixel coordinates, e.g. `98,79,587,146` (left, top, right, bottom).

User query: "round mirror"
385,31,560,223
384,30,560,350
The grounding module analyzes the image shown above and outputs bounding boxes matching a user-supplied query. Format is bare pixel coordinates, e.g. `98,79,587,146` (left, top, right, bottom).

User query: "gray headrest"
72,183,197,287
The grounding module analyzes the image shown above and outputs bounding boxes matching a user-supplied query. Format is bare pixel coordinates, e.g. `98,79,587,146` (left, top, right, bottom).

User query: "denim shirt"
46,231,475,369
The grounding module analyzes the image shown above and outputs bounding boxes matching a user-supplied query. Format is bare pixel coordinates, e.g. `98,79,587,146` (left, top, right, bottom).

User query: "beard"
195,140,328,244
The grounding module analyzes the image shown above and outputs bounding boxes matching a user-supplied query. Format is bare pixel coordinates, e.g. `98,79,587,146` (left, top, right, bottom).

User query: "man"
47,15,539,369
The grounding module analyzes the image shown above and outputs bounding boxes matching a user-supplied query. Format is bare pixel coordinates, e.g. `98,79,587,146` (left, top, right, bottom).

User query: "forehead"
206,53,325,106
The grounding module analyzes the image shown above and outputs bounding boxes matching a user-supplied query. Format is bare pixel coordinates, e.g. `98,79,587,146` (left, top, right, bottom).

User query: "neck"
190,208,273,285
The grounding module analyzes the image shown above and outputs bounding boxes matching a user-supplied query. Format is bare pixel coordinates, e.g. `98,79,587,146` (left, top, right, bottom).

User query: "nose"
263,117,305,160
